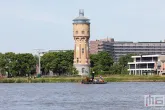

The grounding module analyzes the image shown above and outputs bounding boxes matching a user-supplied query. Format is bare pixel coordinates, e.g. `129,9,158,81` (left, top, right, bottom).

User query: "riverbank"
1,75,165,83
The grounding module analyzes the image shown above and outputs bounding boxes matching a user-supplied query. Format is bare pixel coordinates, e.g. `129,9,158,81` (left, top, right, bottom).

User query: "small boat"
81,78,107,84
81,73,107,84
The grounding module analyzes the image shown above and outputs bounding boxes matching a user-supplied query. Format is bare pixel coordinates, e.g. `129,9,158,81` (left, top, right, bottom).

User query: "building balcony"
135,60,156,62
128,68,155,71
128,61,155,64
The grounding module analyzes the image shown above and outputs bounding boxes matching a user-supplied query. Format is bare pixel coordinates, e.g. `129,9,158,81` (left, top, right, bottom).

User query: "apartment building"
89,38,165,61
128,55,165,75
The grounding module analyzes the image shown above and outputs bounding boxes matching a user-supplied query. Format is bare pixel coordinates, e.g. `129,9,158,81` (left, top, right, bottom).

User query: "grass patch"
0,75,165,83
0,78,15,83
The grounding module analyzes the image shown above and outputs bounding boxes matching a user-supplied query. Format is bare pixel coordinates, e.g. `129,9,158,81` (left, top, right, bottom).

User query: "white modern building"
128,55,165,75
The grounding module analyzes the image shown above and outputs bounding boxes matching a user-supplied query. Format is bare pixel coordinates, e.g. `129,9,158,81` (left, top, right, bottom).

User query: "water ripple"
0,82,164,110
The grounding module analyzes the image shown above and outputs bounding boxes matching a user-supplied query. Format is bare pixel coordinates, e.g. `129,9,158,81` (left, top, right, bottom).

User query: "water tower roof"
73,9,90,24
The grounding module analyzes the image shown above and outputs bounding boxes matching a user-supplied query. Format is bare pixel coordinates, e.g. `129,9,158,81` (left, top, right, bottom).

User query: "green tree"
0,53,6,75
16,53,36,76
4,52,17,77
118,54,134,67
118,54,134,74
0,52,38,77
109,63,122,74
90,51,114,74
41,50,75,76
41,52,57,73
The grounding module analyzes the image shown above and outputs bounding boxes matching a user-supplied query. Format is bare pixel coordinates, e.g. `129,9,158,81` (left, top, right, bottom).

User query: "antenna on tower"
79,9,84,16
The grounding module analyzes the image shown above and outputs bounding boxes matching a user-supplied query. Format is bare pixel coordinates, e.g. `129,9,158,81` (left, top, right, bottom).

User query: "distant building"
39,50,73,56
48,50,72,52
128,55,165,75
89,38,165,62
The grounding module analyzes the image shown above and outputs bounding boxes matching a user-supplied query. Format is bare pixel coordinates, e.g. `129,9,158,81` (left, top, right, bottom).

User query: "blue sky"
0,0,165,53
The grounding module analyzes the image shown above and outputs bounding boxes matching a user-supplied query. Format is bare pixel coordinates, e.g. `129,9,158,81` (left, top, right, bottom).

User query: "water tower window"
82,31,84,34
76,31,78,34
82,48,84,54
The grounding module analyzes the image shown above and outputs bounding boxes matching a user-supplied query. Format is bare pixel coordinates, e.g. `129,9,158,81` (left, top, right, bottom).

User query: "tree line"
90,52,134,75
0,51,133,77
0,52,37,77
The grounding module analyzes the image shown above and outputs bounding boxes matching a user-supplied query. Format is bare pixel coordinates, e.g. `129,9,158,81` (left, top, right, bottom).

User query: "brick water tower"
73,9,90,76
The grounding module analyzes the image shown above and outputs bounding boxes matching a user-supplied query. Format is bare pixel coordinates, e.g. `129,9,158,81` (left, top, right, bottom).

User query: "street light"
33,49,44,75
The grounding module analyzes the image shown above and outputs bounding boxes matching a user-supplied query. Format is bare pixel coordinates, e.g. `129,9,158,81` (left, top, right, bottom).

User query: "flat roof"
131,55,161,58
138,42,165,43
